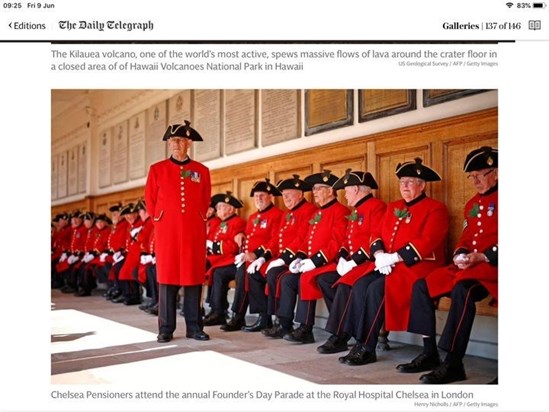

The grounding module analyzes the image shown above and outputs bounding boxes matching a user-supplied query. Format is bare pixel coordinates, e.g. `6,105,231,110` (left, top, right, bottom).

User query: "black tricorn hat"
276,174,312,192
395,158,441,182
109,202,123,212
82,211,96,221
250,178,281,197
211,191,244,209
133,199,146,213
120,203,135,216
333,169,379,190
71,210,84,219
52,213,63,222
95,213,113,225
162,121,203,141
463,146,498,172
304,170,340,187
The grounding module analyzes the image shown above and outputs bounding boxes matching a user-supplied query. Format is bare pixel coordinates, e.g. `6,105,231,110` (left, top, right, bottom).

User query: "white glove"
59,252,68,262
130,227,142,239
67,255,79,265
113,252,125,263
289,258,303,274
453,253,469,269
378,265,393,275
299,258,316,273
206,240,213,250
234,253,245,267
247,257,266,274
375,252,400,270
140,254,154,265
152,256,156,265
337,258,357,276
83,253,94,263
266,258,285,272
99,252,108,262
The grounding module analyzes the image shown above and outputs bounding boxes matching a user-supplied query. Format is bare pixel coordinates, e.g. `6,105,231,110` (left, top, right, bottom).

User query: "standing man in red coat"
396,147,498,384
145,121,212,343
337,158,449,366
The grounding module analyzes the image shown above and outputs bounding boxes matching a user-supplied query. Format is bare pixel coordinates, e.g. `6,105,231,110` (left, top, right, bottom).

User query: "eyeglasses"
312,185,331,192
399,178,421,186
467,169,495,181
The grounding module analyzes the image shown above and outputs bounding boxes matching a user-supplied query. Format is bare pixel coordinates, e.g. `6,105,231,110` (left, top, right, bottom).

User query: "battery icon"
533,2,546,8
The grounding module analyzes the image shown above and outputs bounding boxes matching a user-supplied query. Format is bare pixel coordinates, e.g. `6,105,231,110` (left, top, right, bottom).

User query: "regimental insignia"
181,169,191,178
190,171,201,183
260,219,268,229
487,202,495,217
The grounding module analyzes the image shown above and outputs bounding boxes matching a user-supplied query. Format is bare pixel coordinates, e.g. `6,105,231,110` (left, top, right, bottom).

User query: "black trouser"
230,264,249,317
347,271,385,352
248,269,268,315
209,265,236,314
316,271,340,312
265,266,289,316
158,284,203,335
409,278,489,362
120,268,141,301
146,265,158,306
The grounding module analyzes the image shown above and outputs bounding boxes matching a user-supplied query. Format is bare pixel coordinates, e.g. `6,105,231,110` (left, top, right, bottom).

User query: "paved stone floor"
51,288,498,386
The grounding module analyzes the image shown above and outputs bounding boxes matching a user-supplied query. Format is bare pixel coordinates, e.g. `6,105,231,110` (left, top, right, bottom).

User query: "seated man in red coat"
220,179,284,332
202,192,247,326
275,170,349,344
396,147,498,384
337,158,449,367
245,175,316,334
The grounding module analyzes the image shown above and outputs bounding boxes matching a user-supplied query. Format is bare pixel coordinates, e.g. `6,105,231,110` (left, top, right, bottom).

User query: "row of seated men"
51,200,160,315
202,147,497,385
51,146,497,385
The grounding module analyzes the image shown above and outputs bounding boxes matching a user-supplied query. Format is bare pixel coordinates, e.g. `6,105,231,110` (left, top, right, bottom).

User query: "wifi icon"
506,2,514,7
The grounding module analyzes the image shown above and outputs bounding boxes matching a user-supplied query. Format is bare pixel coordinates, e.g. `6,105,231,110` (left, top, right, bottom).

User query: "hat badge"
487,156,494,166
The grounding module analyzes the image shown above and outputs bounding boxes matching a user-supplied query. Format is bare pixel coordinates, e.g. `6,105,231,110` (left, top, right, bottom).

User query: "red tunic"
300,196,386,300
336,194,449,331
295,199,349,299
89,225,111,266
51,225,72,260
205,214,247,283
425,187,498,302
145,157,211,286
242,203,284,274
119,217,151,282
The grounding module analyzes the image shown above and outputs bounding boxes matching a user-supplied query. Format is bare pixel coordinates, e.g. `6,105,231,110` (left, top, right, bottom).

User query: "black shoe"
109,289,122,301
262,324,293,339
157,333,173,343
338,343,362,364
186,330,210,341
396,352,441,373
111,295,126,303
420,362,466,384
203,312,227,326
242,314,272,332
220,316,245,332
123,297,141,305
317,334,349,354
77,289,91,297
139,301,153,310
145,304,158,316
343,343,377,366
283,325,315,344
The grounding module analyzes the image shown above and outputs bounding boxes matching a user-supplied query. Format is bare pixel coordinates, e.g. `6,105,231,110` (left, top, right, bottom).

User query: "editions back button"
9,21,46,29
